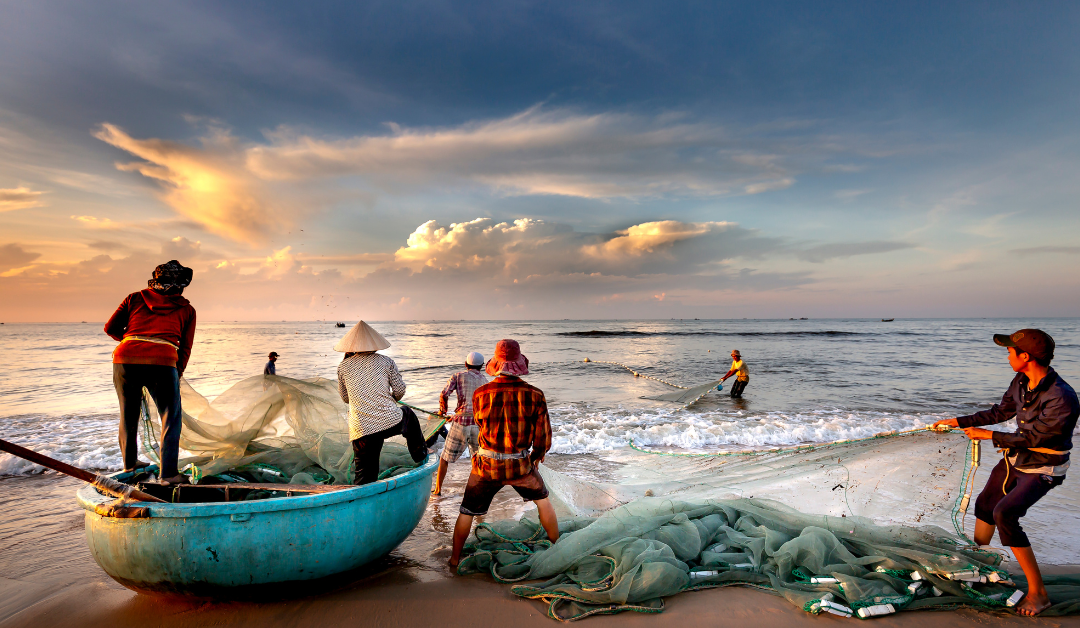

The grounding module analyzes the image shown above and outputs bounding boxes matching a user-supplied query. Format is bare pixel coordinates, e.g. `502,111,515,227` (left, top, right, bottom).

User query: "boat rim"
76,454,438,519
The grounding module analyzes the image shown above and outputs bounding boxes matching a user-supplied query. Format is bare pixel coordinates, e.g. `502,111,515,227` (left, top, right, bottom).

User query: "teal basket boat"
75,454,438,594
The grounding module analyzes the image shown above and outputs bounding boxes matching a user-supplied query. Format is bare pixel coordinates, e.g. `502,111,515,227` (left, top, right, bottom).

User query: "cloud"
390,217,780,278
834,188,872,200
0,243,42,273
0,187,45,212
94,123,291,245
245,106,802,199
1010,245,1080,256
795,241,915,263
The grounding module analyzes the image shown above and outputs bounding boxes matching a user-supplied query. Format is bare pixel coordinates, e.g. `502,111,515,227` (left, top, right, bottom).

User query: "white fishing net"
139,374,443,485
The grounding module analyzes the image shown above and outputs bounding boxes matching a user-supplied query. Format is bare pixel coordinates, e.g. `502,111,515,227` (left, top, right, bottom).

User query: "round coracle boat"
75,454,438,594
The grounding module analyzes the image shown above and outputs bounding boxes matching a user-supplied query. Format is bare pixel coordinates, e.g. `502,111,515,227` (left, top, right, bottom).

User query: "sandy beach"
4,472,1080,628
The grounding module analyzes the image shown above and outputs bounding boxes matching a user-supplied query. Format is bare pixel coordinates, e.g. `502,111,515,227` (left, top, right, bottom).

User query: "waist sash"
121,335,179,350
478,447,529,460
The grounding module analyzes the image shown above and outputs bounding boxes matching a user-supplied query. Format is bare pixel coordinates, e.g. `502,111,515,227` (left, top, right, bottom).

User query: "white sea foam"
0,414,120,476
548,405,950,454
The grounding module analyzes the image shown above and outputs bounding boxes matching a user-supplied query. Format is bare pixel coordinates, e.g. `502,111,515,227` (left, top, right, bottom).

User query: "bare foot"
1016,591,1051,616
431,485,442,496
160,474,190,485
123,460,152,473
448,558,460,572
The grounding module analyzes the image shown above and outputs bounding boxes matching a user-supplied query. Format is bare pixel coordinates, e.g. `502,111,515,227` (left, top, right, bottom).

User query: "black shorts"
974,458,1065,548
459,467,549,516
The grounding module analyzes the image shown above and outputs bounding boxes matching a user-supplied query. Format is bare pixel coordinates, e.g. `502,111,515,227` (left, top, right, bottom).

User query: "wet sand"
3,472,1080,628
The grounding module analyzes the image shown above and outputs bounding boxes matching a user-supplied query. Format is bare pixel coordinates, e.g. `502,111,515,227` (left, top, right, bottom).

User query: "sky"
1,1,1079,321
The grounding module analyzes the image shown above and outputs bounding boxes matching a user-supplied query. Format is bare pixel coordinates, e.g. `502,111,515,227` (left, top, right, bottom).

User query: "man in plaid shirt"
449,339,558,569
432,351,488,495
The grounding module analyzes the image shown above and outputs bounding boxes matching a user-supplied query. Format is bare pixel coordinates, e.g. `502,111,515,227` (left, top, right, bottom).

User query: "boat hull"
76,455,437,594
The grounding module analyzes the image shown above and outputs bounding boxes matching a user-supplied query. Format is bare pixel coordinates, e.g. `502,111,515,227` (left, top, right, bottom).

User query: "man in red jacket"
104,260,196,484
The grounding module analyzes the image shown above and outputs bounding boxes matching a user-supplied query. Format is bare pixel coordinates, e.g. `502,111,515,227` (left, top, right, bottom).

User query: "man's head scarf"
148,260,193,295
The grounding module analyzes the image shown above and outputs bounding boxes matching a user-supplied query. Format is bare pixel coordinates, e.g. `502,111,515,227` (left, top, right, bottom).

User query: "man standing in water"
104,260,196,485
432,351,487,495
264,351,278,375
720,349,750,398
933,329,1078,616
449,339,558,569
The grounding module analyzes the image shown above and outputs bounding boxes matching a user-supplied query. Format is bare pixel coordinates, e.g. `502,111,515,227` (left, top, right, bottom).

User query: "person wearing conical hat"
104,260,196,485
449,339,558,570
335,321,428,484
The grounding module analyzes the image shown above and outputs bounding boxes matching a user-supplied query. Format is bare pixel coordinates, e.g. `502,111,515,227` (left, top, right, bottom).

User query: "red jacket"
105,289,197,374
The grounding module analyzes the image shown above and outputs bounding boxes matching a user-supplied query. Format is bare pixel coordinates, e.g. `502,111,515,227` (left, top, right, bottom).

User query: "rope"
139,392,161,466
582,359,689,389
628,425,944,459
950,439,981,544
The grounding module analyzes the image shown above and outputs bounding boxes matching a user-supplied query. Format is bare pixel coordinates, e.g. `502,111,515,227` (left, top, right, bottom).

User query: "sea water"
2,318,1078,476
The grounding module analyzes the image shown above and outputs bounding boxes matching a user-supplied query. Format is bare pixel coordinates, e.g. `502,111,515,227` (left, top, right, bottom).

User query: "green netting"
456,428,1080,620
459,497,1080,621
139,374,444,484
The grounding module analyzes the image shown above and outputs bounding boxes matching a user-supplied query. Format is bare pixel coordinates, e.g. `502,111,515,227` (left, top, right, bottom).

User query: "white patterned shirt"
337,352,406,440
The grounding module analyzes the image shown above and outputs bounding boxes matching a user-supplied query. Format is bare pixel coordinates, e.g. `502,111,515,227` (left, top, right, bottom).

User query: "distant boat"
882,318,894,322
335,322,346,328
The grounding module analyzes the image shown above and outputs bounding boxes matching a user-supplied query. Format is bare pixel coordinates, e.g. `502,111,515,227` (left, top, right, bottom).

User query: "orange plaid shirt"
470,375,552,480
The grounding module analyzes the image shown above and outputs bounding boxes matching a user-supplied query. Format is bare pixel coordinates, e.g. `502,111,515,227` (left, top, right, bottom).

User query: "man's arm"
530,392,552,464
719,368,737,381
388,360,406,401
440,376,457,416
337,364,349,404
176,308,196,376
956,378,1019,428
103,294,133,341
991,394,1078,450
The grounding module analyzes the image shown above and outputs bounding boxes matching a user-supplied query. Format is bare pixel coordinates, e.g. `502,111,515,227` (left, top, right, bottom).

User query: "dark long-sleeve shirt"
104,289,197,375
957,367,1078,473
471,375,552,481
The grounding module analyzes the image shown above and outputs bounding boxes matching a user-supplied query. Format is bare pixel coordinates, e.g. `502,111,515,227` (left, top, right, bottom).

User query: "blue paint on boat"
75,454,438,593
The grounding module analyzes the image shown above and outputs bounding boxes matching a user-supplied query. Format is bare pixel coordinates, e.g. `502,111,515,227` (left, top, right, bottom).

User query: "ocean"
2,317,1078,476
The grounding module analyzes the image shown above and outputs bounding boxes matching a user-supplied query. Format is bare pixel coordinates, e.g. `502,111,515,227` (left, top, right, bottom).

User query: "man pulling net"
934,328,1078,616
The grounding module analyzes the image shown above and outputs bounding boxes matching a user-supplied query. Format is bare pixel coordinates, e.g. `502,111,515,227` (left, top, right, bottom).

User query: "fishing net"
138,374,444,485
640,380,721,405
458,429,1080,620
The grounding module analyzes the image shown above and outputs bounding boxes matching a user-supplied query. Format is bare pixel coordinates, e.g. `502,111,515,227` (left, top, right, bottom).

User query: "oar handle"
0,438,165,503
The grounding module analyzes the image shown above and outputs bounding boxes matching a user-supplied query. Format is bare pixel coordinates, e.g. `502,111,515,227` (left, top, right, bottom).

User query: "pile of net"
138,374,443,486
459,497,1080,621
456,429,1080,620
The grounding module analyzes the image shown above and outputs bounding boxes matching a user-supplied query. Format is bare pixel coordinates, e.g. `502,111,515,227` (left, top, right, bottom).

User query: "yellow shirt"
731,359,749,381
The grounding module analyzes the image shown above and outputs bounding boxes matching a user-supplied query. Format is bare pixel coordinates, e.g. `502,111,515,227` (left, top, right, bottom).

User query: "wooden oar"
0,438,166,503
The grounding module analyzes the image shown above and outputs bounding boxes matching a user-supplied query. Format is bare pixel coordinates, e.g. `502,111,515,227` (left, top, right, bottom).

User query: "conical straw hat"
333,321,391,352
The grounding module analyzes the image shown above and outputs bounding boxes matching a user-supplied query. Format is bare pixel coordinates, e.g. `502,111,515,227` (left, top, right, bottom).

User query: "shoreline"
4,473,1080,627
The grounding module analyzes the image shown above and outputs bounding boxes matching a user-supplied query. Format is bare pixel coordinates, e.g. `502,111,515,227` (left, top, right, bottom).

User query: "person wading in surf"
104,260,196,485
933,329,1078,616
432,351,488,495
448,339,558,570
719,349,750,398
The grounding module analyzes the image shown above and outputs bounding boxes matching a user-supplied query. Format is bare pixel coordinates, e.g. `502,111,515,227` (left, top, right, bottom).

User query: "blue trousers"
113,363,183,477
